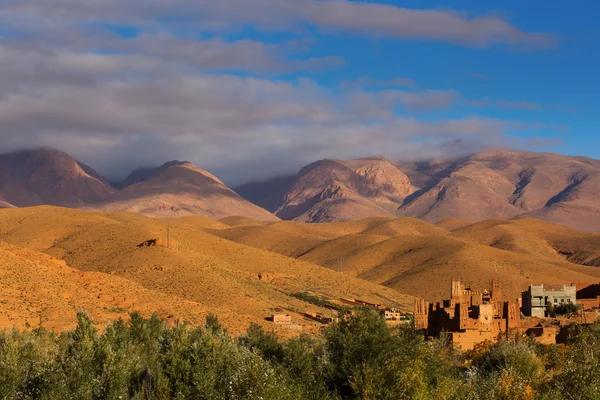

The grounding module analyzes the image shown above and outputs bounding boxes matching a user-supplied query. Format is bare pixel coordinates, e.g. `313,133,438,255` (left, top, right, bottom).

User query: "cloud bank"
0,0,564,184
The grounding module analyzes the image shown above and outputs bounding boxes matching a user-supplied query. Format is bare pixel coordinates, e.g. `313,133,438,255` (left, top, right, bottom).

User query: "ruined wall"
444,330,496,351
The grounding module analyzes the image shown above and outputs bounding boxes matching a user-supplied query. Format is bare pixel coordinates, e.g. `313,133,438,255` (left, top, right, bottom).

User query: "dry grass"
212,215,600,301
0,206,413,334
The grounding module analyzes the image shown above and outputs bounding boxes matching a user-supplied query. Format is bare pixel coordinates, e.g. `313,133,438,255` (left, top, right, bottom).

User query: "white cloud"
0,45,560,184
0,0,564,184
1,0,557,49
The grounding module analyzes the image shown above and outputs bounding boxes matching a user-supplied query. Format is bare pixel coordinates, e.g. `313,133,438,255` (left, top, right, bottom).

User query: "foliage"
553,302,580,316
2,309,600,399
290,291,340,310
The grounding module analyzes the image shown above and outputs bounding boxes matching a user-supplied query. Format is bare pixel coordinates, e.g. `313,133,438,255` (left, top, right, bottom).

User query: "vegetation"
2,309,600,399
290,291,340,310
553,302,580,316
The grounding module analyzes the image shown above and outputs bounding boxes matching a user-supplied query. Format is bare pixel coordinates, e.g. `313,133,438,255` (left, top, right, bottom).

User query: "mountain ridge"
2,148,600,232
0,149,278,221
238,149,600,232
91,160,279,220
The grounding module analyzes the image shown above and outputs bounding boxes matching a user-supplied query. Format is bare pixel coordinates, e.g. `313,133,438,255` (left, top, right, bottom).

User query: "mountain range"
0,149,277,221
1,148,599,232
239,149,600,232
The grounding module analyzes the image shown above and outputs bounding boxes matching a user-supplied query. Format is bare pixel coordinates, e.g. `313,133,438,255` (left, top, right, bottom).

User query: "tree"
554,302,579,316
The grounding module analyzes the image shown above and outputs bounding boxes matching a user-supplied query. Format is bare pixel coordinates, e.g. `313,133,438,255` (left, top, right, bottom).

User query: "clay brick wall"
272,314,291,325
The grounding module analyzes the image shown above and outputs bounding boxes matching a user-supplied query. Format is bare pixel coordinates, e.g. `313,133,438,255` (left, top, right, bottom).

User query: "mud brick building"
414,279,521,350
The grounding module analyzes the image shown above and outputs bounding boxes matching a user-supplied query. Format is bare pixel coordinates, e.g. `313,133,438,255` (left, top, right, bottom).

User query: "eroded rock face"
0,149,278,221
347,157,415,202
236,149,600,232
0,148,115,207
396,149,600,232
275,157,416,222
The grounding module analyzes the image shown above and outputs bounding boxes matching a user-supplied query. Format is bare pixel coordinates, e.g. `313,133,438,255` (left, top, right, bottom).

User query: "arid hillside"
92,161,279,220
0,200,15,208
4,148,599,231
0,149,278,221
211,216,600,301
273,156,416,222
0,149,115,207
0,242,210,332
397,149,600,231
0,207,412,333
238,149,600,232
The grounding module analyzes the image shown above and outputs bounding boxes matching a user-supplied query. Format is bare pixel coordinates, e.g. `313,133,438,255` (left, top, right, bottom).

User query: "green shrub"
290,292,340,310
554,302,580,316
3,311,600,399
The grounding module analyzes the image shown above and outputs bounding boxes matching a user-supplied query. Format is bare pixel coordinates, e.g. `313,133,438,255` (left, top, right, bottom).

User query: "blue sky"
0,0,598,183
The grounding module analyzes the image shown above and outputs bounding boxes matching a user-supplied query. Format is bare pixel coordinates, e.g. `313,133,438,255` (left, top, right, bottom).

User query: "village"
268,280,600,350
267,295,412,332
414,279,600,349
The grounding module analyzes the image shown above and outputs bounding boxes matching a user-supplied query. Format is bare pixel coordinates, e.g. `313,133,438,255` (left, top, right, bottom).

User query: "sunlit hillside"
0,207,413,333
211,216,600,301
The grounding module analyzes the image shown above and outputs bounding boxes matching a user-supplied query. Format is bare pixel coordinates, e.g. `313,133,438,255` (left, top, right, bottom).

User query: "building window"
554,298,558,304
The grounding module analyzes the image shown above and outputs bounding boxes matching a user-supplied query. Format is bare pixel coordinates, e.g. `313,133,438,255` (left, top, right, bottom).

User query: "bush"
3,311,600,399
290,292,340,310
554,302,580,316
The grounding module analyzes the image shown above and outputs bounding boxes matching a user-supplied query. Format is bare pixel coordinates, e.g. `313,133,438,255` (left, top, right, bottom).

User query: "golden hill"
0,242,210,331
0,207,413,333
210,215,600,301
92,161,279,221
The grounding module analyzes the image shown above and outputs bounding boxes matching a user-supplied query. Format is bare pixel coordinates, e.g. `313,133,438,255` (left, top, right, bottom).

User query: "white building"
522,284,576,318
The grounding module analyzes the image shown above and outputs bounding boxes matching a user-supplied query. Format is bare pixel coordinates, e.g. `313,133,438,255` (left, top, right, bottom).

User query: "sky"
0,0,598,185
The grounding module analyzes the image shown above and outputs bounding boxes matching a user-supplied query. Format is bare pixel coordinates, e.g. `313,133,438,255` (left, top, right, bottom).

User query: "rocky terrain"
239,150,600,232
273,156,416,222
92,161,279,220
2,148,600,232
0,149,115,207
0,149,277,221
396,149,600,231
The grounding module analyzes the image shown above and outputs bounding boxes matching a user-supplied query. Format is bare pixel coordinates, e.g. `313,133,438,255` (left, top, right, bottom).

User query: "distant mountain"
396,149,600,231
94,161,279,220
113,166,158,190
273,156,416,222
237,150,600,232
0,200,15,208
0,149,115,207
4,148,599,230
235,175,296,213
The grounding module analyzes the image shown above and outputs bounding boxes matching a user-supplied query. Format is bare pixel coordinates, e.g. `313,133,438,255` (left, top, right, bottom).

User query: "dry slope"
237,149,600,232
0,206,413,333
94,161,279,220
275,156,415,222
211,216,600,301
397,149,600,231
0,148,114,207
